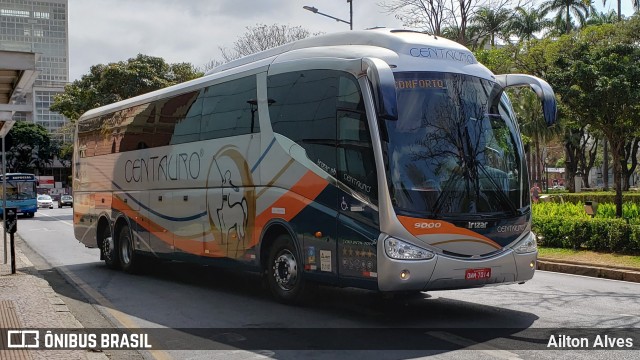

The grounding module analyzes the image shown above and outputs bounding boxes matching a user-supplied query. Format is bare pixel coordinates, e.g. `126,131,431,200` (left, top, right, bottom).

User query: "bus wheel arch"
260,222,308,304
114,216,138,273
97,216,119,269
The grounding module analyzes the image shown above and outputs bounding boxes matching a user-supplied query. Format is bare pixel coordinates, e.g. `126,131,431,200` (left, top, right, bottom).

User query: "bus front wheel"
266,235,308,304
101,226,119,269
118,224,138,273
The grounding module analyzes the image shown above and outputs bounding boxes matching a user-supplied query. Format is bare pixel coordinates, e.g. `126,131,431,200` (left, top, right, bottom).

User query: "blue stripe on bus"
251,137,276,173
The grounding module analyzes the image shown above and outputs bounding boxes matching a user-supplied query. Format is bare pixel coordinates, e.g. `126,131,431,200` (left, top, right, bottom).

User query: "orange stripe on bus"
253,170,329,244
397,215,502,249
111,196,226,257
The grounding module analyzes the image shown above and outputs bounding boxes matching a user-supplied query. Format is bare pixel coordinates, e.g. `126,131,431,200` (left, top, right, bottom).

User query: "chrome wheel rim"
272,250,298,291
120,233,131,265
103,235,114,261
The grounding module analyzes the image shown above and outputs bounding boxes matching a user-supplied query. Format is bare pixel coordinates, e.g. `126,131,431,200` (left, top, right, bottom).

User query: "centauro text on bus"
73,29,557,303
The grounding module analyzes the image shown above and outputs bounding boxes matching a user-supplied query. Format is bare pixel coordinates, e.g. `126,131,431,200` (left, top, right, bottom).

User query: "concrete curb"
537,258,640,283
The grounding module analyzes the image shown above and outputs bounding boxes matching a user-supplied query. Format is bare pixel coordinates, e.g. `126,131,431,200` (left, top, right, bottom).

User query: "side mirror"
362,58,398,121
495,74,557,127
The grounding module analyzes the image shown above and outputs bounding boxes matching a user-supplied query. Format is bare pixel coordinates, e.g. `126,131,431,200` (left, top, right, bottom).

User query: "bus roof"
78,28,493,123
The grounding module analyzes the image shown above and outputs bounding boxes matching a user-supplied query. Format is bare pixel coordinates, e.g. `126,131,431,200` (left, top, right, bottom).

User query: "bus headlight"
513,233,537,254
384,237,435,260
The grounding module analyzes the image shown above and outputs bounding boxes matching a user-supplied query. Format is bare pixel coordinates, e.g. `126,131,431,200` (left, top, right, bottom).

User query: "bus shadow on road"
50,259,541,356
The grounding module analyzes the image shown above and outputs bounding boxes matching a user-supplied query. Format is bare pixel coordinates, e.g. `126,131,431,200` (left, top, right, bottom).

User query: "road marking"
36,211,74,227
55,265,173,360
427,331,522,359
28,227,56,232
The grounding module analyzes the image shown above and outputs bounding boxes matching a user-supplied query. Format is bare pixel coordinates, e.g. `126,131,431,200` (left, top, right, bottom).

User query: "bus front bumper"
0,205,37,215
377,244,537,292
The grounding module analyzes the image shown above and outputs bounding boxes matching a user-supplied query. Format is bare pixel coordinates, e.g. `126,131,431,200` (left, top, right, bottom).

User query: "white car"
37,195,54,209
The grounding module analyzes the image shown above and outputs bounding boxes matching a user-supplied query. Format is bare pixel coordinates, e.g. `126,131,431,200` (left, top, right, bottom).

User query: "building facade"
0,0,69,141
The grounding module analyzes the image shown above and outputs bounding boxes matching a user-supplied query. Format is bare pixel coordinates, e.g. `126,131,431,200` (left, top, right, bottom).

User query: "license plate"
465,268,491,280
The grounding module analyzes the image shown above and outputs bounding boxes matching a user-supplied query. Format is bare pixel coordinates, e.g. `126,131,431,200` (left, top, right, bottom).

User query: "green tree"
509,7,552,41
601,0,640,21
548,23,640,216
51,54,202,122
5,122,53,174
57,141,73,169
540,0,593,34
586,9,619,25
471,6,512,47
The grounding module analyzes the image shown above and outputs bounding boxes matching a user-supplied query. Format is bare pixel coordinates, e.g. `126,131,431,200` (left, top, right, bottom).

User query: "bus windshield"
1,180,37,201
383,72,528,217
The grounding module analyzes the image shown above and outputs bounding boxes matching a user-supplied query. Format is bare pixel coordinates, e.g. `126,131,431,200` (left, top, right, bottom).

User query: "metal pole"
10,232,14,274
349,0,353,30
2,136,6,265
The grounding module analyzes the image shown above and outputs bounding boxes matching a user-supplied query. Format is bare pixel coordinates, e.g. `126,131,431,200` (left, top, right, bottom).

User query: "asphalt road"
14,207,640,360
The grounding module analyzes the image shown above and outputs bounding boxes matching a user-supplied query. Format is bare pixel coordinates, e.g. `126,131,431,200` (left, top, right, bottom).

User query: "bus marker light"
400,270,410,280
315,231,323,238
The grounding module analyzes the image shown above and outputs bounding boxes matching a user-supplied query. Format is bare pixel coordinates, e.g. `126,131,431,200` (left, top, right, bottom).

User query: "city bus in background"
73,28,557,303
0,173,38,218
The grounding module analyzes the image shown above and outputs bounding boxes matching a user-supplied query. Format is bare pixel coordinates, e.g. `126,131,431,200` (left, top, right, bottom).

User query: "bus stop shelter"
0,50,38,131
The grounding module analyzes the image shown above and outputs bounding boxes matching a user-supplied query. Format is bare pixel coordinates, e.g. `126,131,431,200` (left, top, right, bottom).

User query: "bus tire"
266,234,307,304
101,226,119,269
118,224,138,273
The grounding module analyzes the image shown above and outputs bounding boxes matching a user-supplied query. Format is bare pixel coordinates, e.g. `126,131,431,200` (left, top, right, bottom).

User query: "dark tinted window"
201,76,258,140
77,75,260,156
170,90,204,144
337,110,377,201
268,70,375,199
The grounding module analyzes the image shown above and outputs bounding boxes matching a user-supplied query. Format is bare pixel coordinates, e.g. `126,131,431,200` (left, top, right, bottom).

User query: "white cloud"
68,0,403,80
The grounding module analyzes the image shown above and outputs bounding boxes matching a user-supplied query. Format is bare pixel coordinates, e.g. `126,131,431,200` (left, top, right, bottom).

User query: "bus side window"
337,110,378,203
268,70,356,177
201,75,258,140
170,90,204,144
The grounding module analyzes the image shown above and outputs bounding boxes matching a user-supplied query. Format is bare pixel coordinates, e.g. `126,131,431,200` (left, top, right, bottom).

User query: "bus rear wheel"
266,235,308,304
118,224,138,273
101,226,119,269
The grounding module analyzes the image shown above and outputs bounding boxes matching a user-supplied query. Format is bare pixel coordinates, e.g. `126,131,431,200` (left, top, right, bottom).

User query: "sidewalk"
537,257,640,282
0,233,106,360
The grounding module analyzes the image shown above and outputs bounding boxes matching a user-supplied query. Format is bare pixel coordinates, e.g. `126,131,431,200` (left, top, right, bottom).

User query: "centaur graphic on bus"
73,29,556,303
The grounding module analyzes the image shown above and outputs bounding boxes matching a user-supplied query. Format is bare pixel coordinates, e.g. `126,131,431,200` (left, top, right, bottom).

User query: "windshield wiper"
475,161,520,215
431,169,463,217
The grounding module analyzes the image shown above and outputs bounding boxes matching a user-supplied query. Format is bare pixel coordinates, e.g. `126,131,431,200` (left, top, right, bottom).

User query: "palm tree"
540,0,594,34
509,7,552,42
512,89,563,188
586,10,618,25
471,6,512,47
441,25,484,49
546,14,578,37
602,0,640,21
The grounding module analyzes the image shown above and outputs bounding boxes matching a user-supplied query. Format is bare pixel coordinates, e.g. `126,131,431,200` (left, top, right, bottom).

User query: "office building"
0,0,69,141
